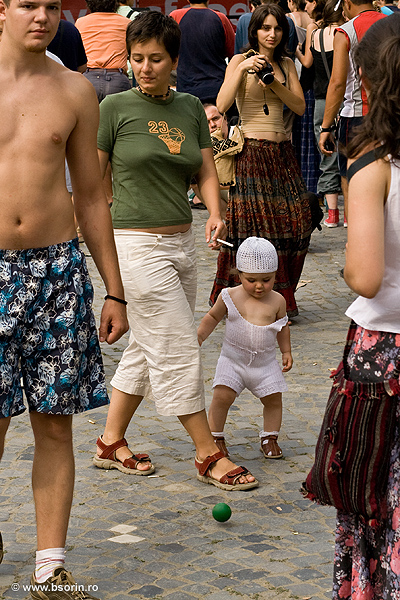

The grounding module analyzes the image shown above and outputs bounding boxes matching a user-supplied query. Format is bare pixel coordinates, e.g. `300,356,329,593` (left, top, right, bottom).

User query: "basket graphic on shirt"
148,120,185,154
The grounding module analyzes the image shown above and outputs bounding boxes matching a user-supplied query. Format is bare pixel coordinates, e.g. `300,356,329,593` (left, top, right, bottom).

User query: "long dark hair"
347,14,400,160
247,4,289,61
310,0,325,22
320,0,345,27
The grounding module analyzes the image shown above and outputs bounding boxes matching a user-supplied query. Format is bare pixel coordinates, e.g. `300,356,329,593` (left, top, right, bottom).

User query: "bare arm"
295,23,317,69
319,31,348,156
268,57,305,115
276,295,293,371
98,149,110,178
67,79,128,344
216,52,268,115
343,158,389,298
195,147,227,249
197,293,228,345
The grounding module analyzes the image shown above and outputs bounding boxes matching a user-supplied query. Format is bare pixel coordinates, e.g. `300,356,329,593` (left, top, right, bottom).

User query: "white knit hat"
236,237,278,273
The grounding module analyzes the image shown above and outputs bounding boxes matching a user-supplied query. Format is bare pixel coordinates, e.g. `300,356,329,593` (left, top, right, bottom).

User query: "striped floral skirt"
209,138,312,317
333,325,400,599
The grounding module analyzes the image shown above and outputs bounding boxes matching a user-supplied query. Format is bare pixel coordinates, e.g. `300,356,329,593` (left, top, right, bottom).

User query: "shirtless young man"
0,0,128,596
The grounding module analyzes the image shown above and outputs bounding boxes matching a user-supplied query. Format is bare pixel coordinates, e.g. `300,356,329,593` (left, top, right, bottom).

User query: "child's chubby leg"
259,392,283,459
208,385,237,432
208,385,237,456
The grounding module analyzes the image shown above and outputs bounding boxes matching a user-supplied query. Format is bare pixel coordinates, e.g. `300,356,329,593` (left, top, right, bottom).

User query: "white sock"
259,430,279,439
35,548,66,583
211,432,225,438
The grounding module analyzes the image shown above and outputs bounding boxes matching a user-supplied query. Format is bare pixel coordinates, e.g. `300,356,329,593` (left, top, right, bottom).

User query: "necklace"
136,85,171,99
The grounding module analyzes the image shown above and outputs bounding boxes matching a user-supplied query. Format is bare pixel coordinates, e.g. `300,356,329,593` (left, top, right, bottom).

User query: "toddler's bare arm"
197,293,227,346
276,295,292,371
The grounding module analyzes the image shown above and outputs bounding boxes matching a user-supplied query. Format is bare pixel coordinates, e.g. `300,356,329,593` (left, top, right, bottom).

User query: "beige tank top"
236,58,289,136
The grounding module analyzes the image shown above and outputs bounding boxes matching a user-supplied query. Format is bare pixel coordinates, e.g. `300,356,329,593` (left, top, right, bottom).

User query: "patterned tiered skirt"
210,138,312,317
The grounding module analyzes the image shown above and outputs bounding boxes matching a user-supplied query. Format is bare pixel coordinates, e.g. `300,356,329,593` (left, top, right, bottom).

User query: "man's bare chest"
0,83,76,156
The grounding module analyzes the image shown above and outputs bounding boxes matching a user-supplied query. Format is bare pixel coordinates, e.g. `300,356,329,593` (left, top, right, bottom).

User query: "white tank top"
346,158,400,333
221,288,288,363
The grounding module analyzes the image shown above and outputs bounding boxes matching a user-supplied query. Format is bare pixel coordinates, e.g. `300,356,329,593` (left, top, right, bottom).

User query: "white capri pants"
111,228,205,416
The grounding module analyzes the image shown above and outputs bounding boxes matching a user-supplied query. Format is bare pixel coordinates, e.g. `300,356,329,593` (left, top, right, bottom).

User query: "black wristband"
319,125,335,133
104,294,127,306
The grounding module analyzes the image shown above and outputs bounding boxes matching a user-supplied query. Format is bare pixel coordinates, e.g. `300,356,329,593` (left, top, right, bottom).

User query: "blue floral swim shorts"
0,238,109,417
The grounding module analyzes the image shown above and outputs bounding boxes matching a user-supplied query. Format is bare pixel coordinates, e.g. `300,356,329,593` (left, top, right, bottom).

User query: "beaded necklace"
136,85,171,99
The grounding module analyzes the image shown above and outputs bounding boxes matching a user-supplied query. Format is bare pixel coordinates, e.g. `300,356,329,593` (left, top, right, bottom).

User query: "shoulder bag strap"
319,29,331,81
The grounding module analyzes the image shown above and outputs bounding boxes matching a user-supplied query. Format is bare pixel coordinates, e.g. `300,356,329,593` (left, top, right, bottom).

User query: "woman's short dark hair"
86,0,118,13
247,4,289,61
347,14,400,160
126,11,181,61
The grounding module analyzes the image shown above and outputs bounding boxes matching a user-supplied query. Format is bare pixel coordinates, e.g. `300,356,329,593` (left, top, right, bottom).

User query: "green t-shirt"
98,88,212,229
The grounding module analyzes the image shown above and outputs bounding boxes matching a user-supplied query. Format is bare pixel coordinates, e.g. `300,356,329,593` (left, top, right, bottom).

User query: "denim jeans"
83,69,131,103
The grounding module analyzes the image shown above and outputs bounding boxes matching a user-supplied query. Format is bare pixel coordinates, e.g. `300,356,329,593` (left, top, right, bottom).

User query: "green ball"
212,503,232,522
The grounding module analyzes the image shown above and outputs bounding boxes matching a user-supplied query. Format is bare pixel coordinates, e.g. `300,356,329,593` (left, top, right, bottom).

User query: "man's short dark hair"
126,11,181,61
85,0,118,12
349,0,374,5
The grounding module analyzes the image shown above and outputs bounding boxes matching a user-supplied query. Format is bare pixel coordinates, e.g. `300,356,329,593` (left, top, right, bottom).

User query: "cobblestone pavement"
0,207,354,600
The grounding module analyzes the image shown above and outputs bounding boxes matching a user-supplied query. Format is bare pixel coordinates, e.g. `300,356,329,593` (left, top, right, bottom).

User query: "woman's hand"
241,53,269,75
256,69,275,89
206,217,227,250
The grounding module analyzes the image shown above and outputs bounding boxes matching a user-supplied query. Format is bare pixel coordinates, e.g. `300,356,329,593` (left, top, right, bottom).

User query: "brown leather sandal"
93,437,155,475
212,435,229,457
260,435,283,459
195,451,258,491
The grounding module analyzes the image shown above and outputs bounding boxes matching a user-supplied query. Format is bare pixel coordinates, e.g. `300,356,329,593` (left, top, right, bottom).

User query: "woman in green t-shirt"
94,11,258,491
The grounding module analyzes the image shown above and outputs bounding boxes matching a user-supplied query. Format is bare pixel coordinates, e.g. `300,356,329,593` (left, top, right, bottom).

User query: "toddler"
198,237,293,459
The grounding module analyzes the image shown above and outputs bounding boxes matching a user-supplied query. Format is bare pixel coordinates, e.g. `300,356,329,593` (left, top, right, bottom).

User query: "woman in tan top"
210,3,312,320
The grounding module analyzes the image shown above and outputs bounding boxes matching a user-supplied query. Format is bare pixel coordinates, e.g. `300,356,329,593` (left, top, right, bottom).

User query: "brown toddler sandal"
93,436,155,475
195,451,258,491
212,435,229,457
260,435,283,459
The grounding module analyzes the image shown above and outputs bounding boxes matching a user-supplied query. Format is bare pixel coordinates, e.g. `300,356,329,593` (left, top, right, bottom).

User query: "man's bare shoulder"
45,59,99,119
48,58,95,97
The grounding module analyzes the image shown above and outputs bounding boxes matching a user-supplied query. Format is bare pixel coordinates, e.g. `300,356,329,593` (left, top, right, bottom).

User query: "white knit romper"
213,288,288,398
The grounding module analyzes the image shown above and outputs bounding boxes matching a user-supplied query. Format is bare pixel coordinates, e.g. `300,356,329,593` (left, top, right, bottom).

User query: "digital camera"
256,62,274,85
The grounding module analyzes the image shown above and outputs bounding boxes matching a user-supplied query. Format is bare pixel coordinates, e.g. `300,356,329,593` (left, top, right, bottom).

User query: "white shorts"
111,228,205,416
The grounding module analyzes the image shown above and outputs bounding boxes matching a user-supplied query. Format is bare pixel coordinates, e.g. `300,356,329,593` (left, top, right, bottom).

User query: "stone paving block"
285,582,330,597
163,592,198,600
266,575,296,587
181,583,218,596
183,570,214,583
292,567,326,581
204,593,242,600
128,584,164,598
